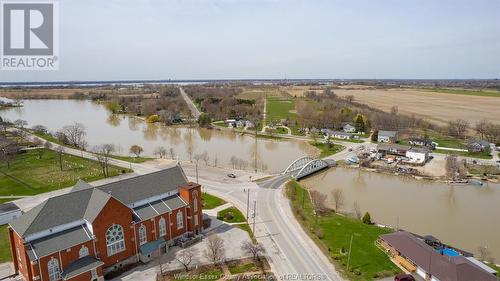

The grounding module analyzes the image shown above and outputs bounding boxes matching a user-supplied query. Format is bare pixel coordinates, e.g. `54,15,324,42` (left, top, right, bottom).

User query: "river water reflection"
0,100,317,173
301,167,500,261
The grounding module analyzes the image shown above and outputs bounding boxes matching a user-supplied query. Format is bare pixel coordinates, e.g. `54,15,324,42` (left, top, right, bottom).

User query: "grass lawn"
331,138,364,143
217,207,246,223
172,268,224,281
434,149,492,159
424,88,500,98
276,127,288,134
0,225,12,262
0,198,20,204
212,121,229,128
286,181,399,280
0,149,128,196
32,131,64,146
228,262,258,274
291,126,306,136
108,154,154,163
310,142,344,158
201,193,225,209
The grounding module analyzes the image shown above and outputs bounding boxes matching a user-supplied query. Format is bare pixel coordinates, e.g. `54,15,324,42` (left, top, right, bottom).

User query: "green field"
286,181,399,280
310,142,344,158
0,149,128,196
201,193,226,209
217,206,246,223
266,96,297,123
424,88,500,98
0,225,11,262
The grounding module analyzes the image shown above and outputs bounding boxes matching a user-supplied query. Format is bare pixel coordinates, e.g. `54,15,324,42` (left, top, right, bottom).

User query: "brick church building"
8,164,203,281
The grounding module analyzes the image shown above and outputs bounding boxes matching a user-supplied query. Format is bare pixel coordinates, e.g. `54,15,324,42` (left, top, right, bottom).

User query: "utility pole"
347,234,354,271
195,161,199,184
252,201,257,235
246,189,250,221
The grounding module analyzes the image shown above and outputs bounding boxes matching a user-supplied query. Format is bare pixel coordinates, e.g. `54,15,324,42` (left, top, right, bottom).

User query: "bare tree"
475,120,488,139
129,145,144,158
204,234,225,265
477,246,494,263
310,190,328,214
353,200,362,219
153,146,167,158
201,151,210,165
31,125,47,134
94,144,115,177
331,188,345,212
241,241,265,261
445,155,459,180
61,122,87,148
33,138,46,159
13,119,28,129
175,248,196,272
55,146,65,171
169,147,176,159
0,138,19,169
448,119,469,139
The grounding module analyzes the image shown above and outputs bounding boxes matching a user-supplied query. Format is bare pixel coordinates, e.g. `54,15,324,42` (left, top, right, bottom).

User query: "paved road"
199,175,344,281
179,87,201,119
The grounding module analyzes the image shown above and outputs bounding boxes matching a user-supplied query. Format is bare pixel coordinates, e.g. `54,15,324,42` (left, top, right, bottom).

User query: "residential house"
343,124,356,133
379,231,497,281
377,143,410,157
468,139,491,153
377,130,398,143
405,147,430,164
325,130,358,140
408,138,435,148
8,164,202,281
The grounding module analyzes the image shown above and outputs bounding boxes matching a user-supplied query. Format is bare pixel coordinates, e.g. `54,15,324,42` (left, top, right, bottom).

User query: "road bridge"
283,156,334,179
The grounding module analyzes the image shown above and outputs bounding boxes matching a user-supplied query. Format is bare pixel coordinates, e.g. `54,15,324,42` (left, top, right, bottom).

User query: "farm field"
334,88,500,126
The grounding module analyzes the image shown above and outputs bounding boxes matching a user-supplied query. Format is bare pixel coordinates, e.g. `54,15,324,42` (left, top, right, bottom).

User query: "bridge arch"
295,159,329,179
283,156,315,174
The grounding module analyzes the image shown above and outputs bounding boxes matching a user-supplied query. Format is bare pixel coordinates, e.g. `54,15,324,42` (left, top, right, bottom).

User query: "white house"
378,130,398,143
405,148,429,164
343,124,356,133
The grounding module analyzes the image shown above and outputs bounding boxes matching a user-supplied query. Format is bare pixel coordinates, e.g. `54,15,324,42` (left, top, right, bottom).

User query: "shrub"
353,269,361,276
224,212,234,220
362,212,372,224
371,130,378,142
331,254,341,260
147,114,160,123
315,228,324,239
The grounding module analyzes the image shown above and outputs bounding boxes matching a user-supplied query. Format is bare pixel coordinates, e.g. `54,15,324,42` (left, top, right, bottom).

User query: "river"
0,99,317,173
301,167,500,262
2,99,499,262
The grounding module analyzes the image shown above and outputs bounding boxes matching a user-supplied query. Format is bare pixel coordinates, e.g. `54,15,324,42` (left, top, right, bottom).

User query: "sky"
1,0,499,82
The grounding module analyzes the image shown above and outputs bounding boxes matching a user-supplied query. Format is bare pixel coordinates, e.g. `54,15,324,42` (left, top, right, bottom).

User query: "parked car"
394,274,415,281
227,173,236,178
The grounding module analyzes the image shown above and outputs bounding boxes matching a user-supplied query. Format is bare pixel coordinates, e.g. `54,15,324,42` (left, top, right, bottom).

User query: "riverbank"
285,180,400,280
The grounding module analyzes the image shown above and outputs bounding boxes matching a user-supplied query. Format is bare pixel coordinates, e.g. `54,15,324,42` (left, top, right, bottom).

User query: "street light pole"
252,200,257,235
347,234,354,271
246,189,250,221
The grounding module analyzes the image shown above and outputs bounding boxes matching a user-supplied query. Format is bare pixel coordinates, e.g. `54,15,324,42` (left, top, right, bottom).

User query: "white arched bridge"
283,156,334,180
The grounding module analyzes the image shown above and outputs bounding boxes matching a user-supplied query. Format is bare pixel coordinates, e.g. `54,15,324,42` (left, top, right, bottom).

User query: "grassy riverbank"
0,149,128,196
310,142,344,158
285,180,399,280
